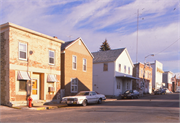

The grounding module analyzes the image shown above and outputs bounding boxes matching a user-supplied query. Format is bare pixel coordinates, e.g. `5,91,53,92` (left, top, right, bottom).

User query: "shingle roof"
92,48,125,63
61,40,74,51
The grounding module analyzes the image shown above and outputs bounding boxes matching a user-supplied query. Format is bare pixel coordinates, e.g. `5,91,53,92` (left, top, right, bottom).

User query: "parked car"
120,90,139,99
163,88,172,93
154,88,166,95
61,91,106,106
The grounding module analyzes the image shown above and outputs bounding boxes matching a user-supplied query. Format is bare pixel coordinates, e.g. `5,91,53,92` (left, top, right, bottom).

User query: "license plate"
67,101,73,104
124,97,126,99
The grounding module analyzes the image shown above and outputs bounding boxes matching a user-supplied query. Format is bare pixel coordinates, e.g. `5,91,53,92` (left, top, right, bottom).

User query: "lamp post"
142,54,154,96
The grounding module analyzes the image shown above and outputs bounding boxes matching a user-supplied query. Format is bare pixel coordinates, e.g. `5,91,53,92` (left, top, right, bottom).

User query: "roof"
61,41,74,51
92,48,125,63
61,37,94,58
0,22,64,44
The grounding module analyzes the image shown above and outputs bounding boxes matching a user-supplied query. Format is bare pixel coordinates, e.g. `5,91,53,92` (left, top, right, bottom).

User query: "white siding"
93,62,115,95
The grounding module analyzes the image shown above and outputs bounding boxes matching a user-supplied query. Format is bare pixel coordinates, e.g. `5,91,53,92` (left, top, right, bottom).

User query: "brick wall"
0,32,10,105
63,49,93,96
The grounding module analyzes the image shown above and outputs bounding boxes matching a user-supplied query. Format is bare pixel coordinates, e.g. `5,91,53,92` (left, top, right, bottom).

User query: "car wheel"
98,98,102,104
82,100,87,106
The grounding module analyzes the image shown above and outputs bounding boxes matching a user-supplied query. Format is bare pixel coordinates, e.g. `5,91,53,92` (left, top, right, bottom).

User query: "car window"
92,92,97,95
76,92,89,96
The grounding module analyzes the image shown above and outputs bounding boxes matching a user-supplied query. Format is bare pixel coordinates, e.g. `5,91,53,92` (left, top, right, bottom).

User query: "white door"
31,79,39,100
93,75,98,92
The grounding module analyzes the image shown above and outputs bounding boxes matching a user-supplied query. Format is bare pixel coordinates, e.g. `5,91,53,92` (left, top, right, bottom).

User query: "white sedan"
61,91,106,106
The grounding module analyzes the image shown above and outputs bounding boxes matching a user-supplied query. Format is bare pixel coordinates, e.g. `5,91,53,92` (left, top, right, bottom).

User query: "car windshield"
124,90,132,94
76,92,89,96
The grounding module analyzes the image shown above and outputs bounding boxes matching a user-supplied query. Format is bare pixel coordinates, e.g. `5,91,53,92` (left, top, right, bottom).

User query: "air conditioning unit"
48,87,55,92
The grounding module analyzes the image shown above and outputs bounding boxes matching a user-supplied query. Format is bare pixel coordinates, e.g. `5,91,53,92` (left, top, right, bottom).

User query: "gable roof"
92,48,125,63
61,37,94,58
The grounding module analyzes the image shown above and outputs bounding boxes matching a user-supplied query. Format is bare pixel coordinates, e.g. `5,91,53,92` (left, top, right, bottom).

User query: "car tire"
82,100,87,107
98,98,102,104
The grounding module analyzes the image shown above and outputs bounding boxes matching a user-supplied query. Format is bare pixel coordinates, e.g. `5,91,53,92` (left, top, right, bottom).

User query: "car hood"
62,96,86,99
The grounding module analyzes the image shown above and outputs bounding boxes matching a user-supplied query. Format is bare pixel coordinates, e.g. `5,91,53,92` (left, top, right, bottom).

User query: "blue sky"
0,0,179,73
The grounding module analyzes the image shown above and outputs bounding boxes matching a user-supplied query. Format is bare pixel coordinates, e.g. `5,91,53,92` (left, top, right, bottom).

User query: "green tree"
100,39,111,51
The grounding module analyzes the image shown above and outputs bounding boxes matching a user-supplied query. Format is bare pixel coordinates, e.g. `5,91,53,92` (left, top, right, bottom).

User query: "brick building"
61,37,93,96
0,22,64,107
133,62,152,94
163,71,173,91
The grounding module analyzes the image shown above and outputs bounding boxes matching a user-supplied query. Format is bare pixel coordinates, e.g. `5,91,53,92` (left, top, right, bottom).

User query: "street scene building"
133,62,153,94
0,22,64,107
92,48,138,97
61,37,93,96
151,60,164,90
163,71,173,91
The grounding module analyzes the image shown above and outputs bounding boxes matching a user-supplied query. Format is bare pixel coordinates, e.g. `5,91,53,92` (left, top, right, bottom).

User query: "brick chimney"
53,36,57,39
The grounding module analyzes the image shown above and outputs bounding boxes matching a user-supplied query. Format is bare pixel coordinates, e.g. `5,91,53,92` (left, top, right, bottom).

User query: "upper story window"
124,65,126,73
119,64,121,72
49,50,55,65
73,56,77,70
103,63,108,71
128,67,130,74
83,58,87,71
19,42,27,60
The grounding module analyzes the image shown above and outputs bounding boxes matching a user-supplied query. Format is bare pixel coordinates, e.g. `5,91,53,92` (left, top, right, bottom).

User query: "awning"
157,68,164,73
17,71,31,80
116,75,139,80
47,74,57,82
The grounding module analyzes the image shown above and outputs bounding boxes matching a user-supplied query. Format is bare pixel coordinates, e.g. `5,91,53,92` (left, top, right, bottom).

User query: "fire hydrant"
28,96,33,108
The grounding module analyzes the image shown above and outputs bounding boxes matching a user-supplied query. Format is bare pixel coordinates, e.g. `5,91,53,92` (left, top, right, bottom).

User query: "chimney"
53,36,57,39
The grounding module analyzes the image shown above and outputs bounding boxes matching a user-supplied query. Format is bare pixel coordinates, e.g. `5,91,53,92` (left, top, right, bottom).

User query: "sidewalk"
7,103,68,110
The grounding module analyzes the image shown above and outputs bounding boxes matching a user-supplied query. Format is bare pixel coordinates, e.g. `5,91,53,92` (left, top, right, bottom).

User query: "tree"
100,39,111,51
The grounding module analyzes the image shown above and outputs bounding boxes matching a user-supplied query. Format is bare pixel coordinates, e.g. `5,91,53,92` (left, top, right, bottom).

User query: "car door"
87,92,94,103
92,91,99,103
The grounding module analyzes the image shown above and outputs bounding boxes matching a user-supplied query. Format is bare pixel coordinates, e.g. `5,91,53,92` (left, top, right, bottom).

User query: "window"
19,42,27,60
71,78,78,92
119,64,121,72
49,50,55,65
117,82,121,89
19,80,27,91
83,58,87,71
72,56,77,70
103,63,108,71
128,67,130,74
124,65,126,73
141,69,143,77
127,82,129,89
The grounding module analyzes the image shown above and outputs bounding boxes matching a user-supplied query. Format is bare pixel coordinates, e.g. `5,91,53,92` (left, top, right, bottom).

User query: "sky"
0,0,179,73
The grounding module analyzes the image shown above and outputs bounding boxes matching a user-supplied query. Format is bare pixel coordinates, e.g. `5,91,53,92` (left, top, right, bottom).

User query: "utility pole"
136,9,139,63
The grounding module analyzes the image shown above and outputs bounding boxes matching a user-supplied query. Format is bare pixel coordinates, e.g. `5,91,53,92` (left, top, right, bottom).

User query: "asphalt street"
0,93,179,122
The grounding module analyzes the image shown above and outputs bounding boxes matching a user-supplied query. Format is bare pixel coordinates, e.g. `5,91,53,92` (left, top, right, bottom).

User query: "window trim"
71,78,78,93
117,81,121,89
19,42,27,61
72,55,77,70
49,50,55,65
103,63,108,71
83,58,87,72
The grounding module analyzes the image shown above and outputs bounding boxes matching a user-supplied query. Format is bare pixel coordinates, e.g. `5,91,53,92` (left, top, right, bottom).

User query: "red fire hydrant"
28,96,33,108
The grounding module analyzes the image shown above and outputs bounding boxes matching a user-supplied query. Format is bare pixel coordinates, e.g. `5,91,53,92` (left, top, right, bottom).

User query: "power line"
155,38,180,55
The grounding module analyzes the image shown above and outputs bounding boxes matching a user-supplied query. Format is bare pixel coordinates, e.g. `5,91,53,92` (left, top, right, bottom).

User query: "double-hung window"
119,64,121,72
83,58,87,71
71,78,78,93
49,50,55,65
19,42,27,60
124,65,126,73
72,56,77,70
128,67,130,74
103,63,108,71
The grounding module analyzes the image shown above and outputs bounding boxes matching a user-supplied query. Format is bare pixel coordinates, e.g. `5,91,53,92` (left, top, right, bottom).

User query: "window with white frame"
119,64,121,72
49,50,55,65
128,67,130,74
71,78,78,92
83,58,87,71
117,81,121,89
124,65,126,73
19,42,27,60
72,56,77,69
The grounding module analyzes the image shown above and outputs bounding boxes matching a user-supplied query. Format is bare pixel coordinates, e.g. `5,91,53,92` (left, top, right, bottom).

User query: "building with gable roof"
92,48,138,97
61,37,94,96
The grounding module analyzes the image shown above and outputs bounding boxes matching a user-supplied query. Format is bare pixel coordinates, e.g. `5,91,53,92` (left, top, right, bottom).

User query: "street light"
142,54,154,96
